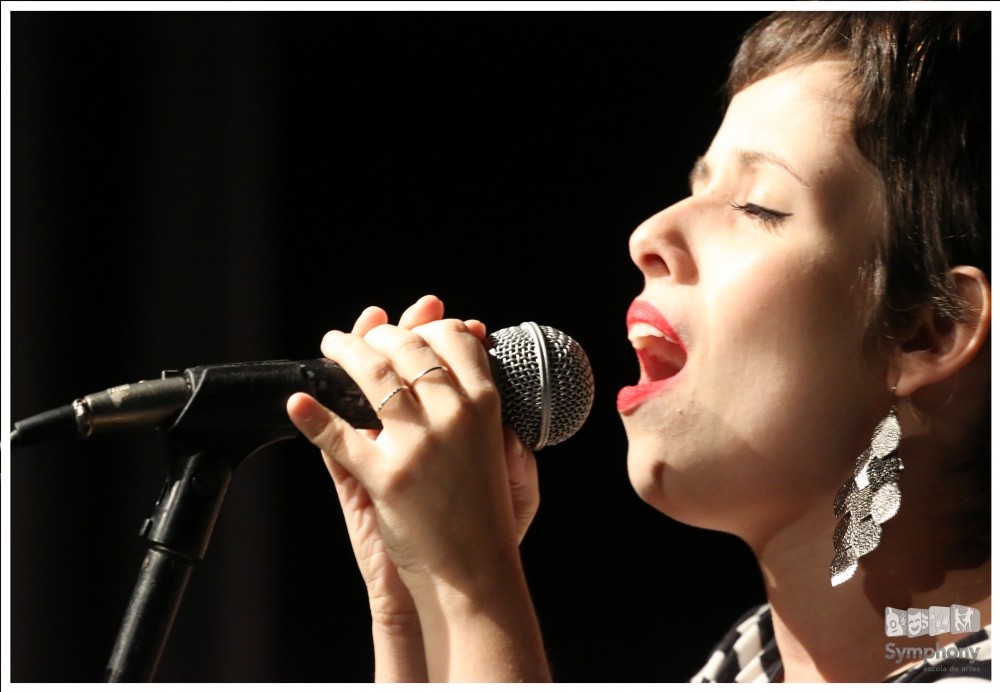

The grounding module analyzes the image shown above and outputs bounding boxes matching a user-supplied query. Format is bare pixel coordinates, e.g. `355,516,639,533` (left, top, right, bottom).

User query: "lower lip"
616,378,678,413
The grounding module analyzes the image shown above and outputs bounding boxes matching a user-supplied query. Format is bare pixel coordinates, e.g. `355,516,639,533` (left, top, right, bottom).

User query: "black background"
10,10,768,683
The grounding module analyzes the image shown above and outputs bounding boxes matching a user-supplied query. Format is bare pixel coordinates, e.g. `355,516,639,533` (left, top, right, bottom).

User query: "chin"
626,449,665,508
624,442,749,534
626,446,698,523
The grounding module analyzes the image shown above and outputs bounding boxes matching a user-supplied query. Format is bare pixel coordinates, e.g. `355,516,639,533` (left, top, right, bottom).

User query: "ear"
892,266,991,397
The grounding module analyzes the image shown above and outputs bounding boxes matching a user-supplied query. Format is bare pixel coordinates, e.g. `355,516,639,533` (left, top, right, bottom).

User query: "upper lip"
626,299,687,381
627,299,685,349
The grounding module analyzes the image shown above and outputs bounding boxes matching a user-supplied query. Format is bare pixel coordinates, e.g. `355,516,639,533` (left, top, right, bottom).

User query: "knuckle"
359,356,397,386
314,424,351,462
396,331,432,357
368,324,433,357
438,397,475,428
381,460,427,497
417,318,468,341
469,379,501,412
438,317,469,333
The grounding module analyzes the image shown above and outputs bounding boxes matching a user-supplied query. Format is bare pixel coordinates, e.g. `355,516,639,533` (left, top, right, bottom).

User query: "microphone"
10,322,594,451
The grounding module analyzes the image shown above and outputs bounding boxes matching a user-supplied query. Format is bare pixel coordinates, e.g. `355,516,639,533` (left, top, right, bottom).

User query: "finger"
353,306,390,336
413,319,497,400
503,427,528,485
398,295,445,330
287,392,375,480
463,319,488,342
362,323,455,402
503,428,540,544
292,403,379,545
321,330,420,419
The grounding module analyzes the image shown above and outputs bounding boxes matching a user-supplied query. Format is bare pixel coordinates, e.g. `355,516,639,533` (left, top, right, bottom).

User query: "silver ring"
376,384,410,413
409,365,449,385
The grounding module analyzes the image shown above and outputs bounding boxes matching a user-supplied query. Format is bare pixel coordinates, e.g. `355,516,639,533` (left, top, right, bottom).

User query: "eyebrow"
689,149,811,191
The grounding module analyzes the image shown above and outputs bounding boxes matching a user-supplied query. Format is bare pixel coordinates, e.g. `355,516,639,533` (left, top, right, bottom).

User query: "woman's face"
619,61,891,542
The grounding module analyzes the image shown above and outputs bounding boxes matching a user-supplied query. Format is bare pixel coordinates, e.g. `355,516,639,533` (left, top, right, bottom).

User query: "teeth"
628,321,687,381
628,322,670,347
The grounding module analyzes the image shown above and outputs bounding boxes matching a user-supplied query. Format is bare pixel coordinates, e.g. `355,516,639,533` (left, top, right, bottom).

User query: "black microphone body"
10,360,377,449
11,323,594,451
169,359,382,438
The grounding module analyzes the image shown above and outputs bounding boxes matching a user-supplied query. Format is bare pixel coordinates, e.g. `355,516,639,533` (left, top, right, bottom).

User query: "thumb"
287,392,372,483
503,428,540,544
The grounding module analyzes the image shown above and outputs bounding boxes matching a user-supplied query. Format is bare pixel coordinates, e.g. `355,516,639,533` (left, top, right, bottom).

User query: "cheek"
698,249,877,469
708,246,868,377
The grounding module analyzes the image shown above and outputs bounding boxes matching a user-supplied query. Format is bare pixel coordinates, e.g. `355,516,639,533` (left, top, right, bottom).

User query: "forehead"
706,60,863,185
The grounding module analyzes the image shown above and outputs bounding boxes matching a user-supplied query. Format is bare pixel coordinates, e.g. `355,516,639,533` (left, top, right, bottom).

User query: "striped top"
691,604,992,683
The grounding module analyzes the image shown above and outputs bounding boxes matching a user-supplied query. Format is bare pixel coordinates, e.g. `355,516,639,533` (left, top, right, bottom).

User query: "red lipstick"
617,299,687,413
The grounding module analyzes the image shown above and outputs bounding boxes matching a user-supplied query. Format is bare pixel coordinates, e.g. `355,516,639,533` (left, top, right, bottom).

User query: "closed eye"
729,202,792,231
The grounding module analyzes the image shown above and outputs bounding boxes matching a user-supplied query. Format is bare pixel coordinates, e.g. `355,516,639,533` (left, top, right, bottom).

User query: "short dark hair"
728,12,990,341
728,11,990,523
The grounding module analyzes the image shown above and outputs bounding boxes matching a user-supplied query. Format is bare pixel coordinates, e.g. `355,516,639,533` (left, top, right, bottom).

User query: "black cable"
10,404,78,447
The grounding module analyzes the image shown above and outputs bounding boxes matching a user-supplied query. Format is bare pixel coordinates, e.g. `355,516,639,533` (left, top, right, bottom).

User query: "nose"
628,201,696,284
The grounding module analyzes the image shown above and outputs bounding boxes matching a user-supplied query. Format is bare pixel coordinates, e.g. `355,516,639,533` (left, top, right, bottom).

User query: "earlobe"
892,266,991,397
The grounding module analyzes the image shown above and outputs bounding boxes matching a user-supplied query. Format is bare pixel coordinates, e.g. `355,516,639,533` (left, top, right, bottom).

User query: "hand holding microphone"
287,296,566,681
288,303,531,581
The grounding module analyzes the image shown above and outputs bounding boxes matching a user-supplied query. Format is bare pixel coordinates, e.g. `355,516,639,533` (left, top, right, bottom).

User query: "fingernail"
287,394,315,430
513,434,525,459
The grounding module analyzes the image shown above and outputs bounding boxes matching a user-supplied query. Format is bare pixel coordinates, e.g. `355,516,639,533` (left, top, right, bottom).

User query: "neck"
748,435,990,682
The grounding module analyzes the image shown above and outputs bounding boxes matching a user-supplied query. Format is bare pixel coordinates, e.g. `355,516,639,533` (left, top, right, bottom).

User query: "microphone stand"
102,439,251,682
101,363,320,682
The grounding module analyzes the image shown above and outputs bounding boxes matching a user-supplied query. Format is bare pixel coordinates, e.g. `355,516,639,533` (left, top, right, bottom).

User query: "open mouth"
617,300,688,413
630,322,688,383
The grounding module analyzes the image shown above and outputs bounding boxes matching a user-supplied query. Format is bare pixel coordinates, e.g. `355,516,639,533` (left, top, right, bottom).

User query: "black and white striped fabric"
691,604,991,683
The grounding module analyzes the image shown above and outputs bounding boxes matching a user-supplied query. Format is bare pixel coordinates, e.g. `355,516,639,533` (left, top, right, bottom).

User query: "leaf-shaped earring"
830,406,903,586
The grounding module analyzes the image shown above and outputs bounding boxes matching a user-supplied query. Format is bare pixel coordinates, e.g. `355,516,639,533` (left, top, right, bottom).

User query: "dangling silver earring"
830,401,903,586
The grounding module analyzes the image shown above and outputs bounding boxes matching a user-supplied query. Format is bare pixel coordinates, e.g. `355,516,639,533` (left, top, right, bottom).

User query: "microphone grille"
488,322,595,450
